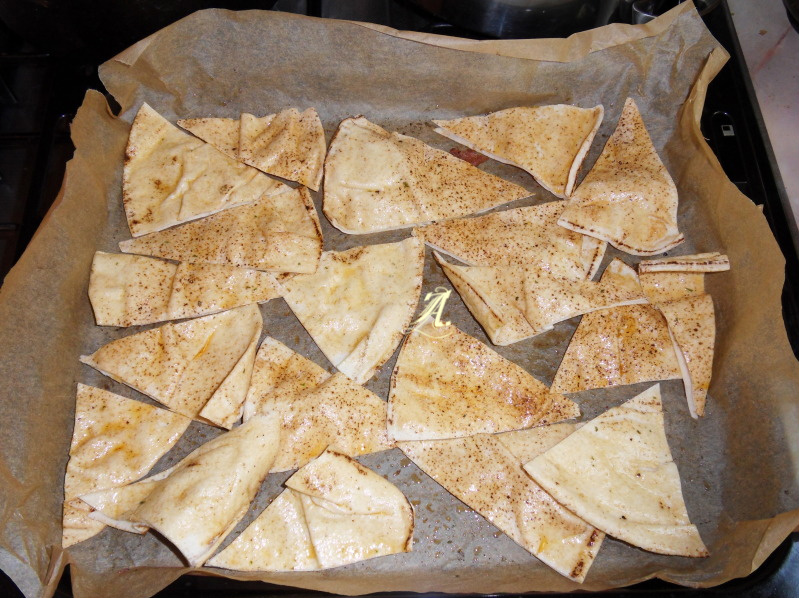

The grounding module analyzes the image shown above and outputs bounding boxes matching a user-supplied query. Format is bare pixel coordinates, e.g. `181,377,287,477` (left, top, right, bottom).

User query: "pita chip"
638,252,730,273
387,324,578,441
123,104,289,237
399,434,603,582
323,116,530,234
119,186,323,274
558,98,684,256
496,423,581,464
258,372,394,472
238,109,326,190
432,104,604,198
88,251,281,327
640,271,706,304
207,449,414,571
242,336,331,422
62,384,190,547
414,201,606,278
80,304,262,427
177,116,240,158
523,258,647,335
659,294,716,418
524,384,709,557
281,237,424,384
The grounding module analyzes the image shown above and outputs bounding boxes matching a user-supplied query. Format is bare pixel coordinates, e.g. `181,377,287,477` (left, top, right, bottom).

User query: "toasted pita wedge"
523,258,647,335
242,337,331,421
177,116,240,158
496,423,581,464
123,104,289,237
281,237,424,384
659,294,715,418
323,116,530,234
208,449,414,571
96,415,280,566
414,201,606,278
387,324,578,441
259,373,394,472
119,186,323,274
238,109,326,190
638,252,730,273
558,98,684,256
399,434,603,582
62,498,108,548
639,271,706,304
551,304,681,394
80,304,261,426
433,104,604,198
88,251,281,327
524,384,708,557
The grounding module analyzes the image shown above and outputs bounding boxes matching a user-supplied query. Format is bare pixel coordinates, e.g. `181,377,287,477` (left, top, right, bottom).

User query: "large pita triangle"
119,186,322,274
62,384,190,547
414,201,606,278
207,449,414,571
258,372,395,472
123,103,290,237
558,98,684,256
88,251,281,327
524,384,709,557
281,237,424,384
399,434,603,582
323,116,531,234
387,323,578,441
433,104,604,198
80,304,262,427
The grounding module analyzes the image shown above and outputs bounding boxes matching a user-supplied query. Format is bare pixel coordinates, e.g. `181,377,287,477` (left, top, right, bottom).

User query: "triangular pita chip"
323,116,530,234
640,271,706,304
88,251,281,327
258,372,394,472
80,304,261,426
62,384,190,547
119,186,323,274
414,201,606,278
399,434,603,582
496,423,581,464
238,109,326,190
207,449,414,571
432,104,604,198
551,304,681,394
178,116,240,158
658,294,716,418
524,384,708,557
387,323,578,441
242,336,331,421
123,103,289,237
86,414,281,566
281,237,424,384
558,98,684,255
523,258,647,335
638,252,730,273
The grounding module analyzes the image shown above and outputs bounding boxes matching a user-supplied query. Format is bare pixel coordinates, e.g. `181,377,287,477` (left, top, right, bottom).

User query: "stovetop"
0,1,797,596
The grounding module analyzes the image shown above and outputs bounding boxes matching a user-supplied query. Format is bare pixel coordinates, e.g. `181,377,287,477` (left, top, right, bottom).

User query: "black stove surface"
0,1,797,597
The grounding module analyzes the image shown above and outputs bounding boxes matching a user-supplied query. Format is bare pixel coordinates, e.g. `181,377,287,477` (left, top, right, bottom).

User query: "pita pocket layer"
88,251,281,327
659,294,716,418
123,103,289,237
399,434,603,582
432,104,604,198
523,258,648,335
119,186,323,274
88,414,281,566
414,201,606,278
258,372,395,472
387,323,578,441
80,304,262,427
323,116,530,234
242,336,331,422
558,98,684,256
62,384,191,547
208,449,414,571
281,237,424,384
524,384,708,557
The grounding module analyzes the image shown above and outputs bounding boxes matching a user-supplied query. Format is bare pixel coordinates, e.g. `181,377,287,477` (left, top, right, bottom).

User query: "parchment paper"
1,4,798,598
